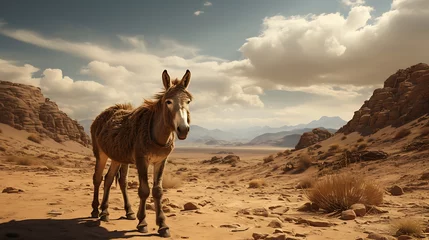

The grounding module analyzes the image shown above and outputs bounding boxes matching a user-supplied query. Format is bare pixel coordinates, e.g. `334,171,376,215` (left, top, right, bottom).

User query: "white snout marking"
175,108,188,129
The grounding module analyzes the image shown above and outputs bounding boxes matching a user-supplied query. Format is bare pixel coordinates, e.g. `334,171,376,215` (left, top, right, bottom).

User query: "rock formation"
0,81,90,146
338,63,429,135
295,128,332,150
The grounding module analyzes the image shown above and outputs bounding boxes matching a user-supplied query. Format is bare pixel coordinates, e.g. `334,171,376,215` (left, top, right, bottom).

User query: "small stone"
268,219,283,228
146,203,155,211
183,202,199,211
252,207,269,217
48,210,63,216
237,208,251,215
425,227,429,233
220,224,240,228
271,206,290,215
341,210,356,220
167,213,176,217
2,187,24,193
420,172,429,180
273,229,284,234
162,205,172,213
397,235,413,240
265,234,287,240
350,204,366,217
365,205,389,214
389,185,404,196
253,232,269,240
127,181,138,189
199,200,211,207
177,189,183,192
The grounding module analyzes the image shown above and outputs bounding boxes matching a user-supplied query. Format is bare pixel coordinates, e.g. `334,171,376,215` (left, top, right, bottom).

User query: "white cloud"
342,0,365,7
0,59,40,86
227,0,429,88
117,35,146,51
204,2,212,6
194,10,204,16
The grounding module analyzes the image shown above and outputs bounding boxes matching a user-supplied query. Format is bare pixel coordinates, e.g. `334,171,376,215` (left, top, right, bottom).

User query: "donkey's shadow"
0,217,161,239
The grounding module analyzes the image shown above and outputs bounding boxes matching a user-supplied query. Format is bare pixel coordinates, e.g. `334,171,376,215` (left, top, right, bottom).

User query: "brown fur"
90,70,192,237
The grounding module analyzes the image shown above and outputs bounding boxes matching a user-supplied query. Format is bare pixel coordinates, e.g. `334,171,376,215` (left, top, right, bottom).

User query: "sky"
0,0,428,130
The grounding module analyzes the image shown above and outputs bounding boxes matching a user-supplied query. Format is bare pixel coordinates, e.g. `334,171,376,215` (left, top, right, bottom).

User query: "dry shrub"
263,155,274,164
357,138,364,143
305,173,383,212
390,218,424,237
341,136,347,140
420,127,429,137
296,177,314,189
357,143,367,151
28,134,42,144
6,156,38,166
328,144,340,152
249,179,266,189
297,154,313,172
162,173,182,189
394,128,411,140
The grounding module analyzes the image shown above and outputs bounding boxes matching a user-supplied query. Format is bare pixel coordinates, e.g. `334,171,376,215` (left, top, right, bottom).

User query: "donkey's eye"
187,100,191,104
166,100,172,105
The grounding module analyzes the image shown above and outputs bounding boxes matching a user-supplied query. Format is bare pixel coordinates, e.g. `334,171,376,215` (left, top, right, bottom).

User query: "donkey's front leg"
153,159,170,238
135,158,150,233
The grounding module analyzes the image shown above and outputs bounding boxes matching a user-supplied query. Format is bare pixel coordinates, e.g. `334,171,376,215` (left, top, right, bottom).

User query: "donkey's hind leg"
99,160,121,222
118,163,136,220
153,159,170,238
91,150,108,218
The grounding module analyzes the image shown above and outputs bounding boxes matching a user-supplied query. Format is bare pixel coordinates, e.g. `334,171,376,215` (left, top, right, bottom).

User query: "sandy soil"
0,121,429,240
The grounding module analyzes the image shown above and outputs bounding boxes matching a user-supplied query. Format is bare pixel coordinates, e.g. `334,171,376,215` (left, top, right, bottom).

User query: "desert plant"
162,173,182,189
263,155,274,164
248,179,266,188
357,138,364,143
328,144,340,152
420,127,429,137
296,177,314,189
390,218,424,237
357,143,367,151
305,173,383,212
5,156,37,166
394,128,411,140
296,154,313,172
27,134,42,144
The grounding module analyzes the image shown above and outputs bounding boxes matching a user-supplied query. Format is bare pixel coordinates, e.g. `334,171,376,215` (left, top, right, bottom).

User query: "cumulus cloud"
0,59,40,86
342,0,365,6
118,35,146,51
228,0,429,88
194,10,204,16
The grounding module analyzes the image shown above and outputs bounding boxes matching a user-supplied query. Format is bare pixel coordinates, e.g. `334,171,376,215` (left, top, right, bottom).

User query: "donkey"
90,70,192,237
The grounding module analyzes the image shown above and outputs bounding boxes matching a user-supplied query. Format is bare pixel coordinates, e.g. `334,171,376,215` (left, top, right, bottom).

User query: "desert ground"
1,121,429,240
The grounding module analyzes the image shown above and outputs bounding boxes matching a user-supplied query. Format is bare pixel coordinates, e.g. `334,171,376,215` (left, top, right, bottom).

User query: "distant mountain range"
79,116,346,147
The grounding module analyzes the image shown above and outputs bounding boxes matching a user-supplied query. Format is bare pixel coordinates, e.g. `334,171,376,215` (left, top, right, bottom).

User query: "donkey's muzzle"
177,126,189,140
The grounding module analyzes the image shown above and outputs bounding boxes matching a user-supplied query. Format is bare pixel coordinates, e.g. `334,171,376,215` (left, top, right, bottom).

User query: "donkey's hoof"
137,224,148,233
158,228,170,238
99,214,109,222
126,212,136,220
90,210,99,218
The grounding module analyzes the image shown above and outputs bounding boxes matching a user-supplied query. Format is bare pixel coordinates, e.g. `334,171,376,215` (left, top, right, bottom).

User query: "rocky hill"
0,81,91,146
338,63,429,135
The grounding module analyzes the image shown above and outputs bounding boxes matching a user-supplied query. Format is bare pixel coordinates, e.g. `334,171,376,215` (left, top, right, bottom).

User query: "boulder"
295,128,333,150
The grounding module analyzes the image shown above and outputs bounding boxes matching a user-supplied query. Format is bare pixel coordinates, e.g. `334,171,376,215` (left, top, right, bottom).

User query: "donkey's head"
161,70,193,140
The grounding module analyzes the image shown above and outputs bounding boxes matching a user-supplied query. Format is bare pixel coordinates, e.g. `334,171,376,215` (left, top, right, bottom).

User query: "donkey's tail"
115,164,121,188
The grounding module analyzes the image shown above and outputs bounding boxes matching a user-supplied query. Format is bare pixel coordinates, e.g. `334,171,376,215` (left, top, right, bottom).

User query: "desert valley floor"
0,121,429,240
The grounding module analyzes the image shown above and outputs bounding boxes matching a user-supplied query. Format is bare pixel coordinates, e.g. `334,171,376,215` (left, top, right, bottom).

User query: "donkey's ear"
181,69,191,89
162,70,171,90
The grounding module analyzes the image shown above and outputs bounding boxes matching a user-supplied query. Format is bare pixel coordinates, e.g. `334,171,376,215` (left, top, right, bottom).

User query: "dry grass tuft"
162,173,182,189
394,128,411,140
357,143,367,151
263,155,274,164
27,134,42,144
249,179,266,189
305,173,383,212
390,218,424,237
328,144,340,152
5,156,38,166
296,154,313,172
296,177,315,189
420,127,429,137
